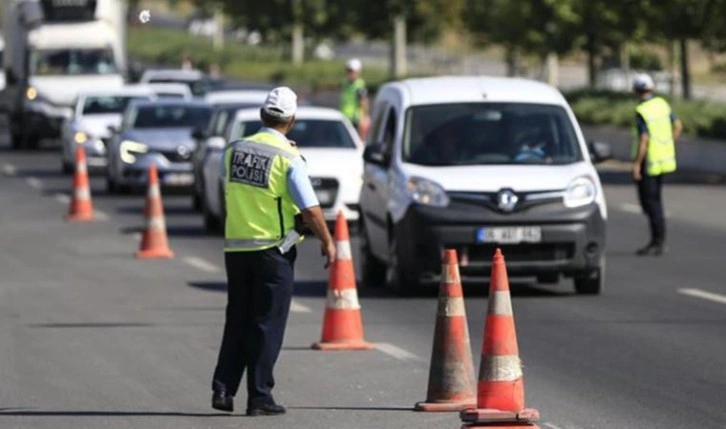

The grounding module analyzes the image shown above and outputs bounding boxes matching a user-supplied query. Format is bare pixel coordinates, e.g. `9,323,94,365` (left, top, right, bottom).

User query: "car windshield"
148,78,208,96
30,48,117,76
82,96,150,115
130,105,212,129
233,119,357,148
402,103,582,166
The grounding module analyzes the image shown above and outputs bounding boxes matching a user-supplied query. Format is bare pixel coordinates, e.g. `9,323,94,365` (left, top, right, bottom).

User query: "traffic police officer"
340,58,371,138
631,73,683,256
211,87,336,416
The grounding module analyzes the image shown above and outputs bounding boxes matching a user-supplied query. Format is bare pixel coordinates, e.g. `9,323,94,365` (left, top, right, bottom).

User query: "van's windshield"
30,48,117,76
402,103,582,166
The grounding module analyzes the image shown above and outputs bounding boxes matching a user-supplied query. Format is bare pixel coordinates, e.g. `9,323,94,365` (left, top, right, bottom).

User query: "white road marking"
678,288,726,305
54,193,71,204
3,164,16,176
376,343,420,362
290,299,312,313
620,203,641,214
620,203,670,218
94,210,109,221
131,232,142,241
544,423,564,429
26,177,43,190
183,256,221,273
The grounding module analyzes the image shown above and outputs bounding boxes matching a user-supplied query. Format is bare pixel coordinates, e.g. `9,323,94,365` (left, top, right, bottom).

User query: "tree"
465,0,581,78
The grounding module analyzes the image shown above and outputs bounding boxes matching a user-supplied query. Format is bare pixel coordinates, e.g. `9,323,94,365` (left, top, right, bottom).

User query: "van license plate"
476,227,542,244
164,173,194,186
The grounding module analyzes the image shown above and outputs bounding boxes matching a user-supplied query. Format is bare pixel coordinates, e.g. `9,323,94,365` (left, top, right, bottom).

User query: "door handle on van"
366,182,376,191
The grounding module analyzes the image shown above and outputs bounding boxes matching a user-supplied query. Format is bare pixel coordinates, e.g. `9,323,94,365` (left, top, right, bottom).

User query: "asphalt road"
1,147,726,429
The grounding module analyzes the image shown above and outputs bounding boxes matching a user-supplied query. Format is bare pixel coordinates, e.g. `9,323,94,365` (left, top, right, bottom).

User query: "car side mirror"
363,142,389,166
191,127,206,140
588,141,612,164
107,125,119,134
207,136,226,151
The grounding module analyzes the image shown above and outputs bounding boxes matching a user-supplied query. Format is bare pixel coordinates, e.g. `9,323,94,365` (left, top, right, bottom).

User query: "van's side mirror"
207,136,226,151
588,141,612,164
107,125,119,134
191,127,206,140
363,142,388,166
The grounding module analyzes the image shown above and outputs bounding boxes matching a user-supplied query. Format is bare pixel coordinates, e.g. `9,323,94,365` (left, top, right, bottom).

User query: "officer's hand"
321,240,336,269
632,164,642,182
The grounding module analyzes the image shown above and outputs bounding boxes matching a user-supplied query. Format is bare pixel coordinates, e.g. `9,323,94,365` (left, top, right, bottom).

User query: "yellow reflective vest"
340,78,366,123
632,96,677,176
223,131,301,252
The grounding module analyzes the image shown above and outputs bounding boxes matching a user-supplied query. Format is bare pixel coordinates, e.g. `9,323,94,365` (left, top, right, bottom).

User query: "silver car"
106,99,212,193
60,86,156,173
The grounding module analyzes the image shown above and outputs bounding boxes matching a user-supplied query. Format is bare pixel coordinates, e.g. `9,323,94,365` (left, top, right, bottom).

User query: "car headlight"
564,176,596,208
26,86,38,101
74,131,88,144
120,140,149,164
406,176,449,207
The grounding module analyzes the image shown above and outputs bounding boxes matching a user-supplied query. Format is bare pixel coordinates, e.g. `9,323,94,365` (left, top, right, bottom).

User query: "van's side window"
369,102,388,145
382,108,397,160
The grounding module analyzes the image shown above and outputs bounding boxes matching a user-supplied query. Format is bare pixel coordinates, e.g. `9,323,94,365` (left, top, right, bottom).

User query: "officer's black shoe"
211,391,234,413
246,402,286,416
636,242,666,256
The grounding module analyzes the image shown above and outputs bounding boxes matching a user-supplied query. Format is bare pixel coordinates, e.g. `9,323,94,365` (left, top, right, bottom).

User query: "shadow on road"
26,323,155,328
288,406,413,412
115,204,196,216
119,225,212,238
0,410,232,417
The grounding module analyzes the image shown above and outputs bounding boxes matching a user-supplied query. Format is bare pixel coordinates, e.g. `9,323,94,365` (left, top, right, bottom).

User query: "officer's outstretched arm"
301,207,336,268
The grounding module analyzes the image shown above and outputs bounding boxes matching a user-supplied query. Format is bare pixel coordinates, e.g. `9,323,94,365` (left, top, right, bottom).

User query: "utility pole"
391,14,407,78
291,0,304,65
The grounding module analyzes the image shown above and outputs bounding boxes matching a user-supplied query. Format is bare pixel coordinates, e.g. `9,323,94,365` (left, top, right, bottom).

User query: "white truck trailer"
1,0,127,149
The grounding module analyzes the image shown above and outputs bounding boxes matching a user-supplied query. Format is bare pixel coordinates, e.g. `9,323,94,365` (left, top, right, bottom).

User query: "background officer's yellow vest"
632,97,677,176
223,132,300,252
340,78,365,123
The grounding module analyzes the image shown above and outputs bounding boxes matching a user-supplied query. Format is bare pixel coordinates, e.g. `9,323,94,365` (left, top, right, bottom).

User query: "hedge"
565,89,726,140
127,26,392,89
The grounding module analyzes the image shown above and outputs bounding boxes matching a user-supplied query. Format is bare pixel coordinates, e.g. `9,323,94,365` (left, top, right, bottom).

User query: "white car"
60,85,157,173
146,82,193,100
359,76,612,295
203,89,270,105
201,106,364,232
139,68,208,97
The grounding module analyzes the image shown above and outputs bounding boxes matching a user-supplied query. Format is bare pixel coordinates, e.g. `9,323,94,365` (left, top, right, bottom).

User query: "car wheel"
574,257,605,295
192,192,202,212
62,160,74,175
106,174,118,194
203,201,222,233
385,228,419,296
360,219,386,288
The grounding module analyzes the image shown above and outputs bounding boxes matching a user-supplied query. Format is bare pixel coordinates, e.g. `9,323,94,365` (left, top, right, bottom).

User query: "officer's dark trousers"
212,247,296,407
637,172,666,245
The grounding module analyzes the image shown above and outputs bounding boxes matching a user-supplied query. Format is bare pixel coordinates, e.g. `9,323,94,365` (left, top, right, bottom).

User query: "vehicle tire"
62,160,74,175
192,192,202,212
106,175,118,194
385,228,420,296
203,201,222,233
360,219,386,288
574,257,605,295
537,273,560,284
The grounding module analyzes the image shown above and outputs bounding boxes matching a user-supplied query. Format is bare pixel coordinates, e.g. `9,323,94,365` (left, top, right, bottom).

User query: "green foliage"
127,26,391,88
565,89,726,140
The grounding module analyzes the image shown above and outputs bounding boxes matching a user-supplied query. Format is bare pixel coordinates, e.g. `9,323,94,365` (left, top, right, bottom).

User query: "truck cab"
1,0,127,150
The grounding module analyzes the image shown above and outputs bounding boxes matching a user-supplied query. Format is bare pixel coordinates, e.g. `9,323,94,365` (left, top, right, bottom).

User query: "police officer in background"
211,87,336,416
631,73,683,256
340,58,371,139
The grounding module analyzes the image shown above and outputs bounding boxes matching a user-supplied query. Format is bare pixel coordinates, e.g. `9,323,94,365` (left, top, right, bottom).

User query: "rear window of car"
232,119,357,148
130,104,212,129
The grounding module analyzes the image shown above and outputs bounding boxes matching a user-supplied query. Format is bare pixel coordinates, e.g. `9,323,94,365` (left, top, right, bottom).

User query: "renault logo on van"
496,189,519,212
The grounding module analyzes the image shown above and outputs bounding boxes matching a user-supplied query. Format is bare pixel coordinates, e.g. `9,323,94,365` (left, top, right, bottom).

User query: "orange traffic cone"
415,249,477,412
460,249,540,428
312,211,374,351
136,164,174,259
66,145,94,222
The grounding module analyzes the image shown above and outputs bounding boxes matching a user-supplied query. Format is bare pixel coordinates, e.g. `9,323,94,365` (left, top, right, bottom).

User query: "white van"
359,76,612,295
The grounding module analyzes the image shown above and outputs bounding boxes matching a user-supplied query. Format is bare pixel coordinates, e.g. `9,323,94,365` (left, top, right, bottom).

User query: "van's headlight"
564,176,596,208
74,131,88,144
120,140,149,164
26,86,38,101
406,177,449,207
